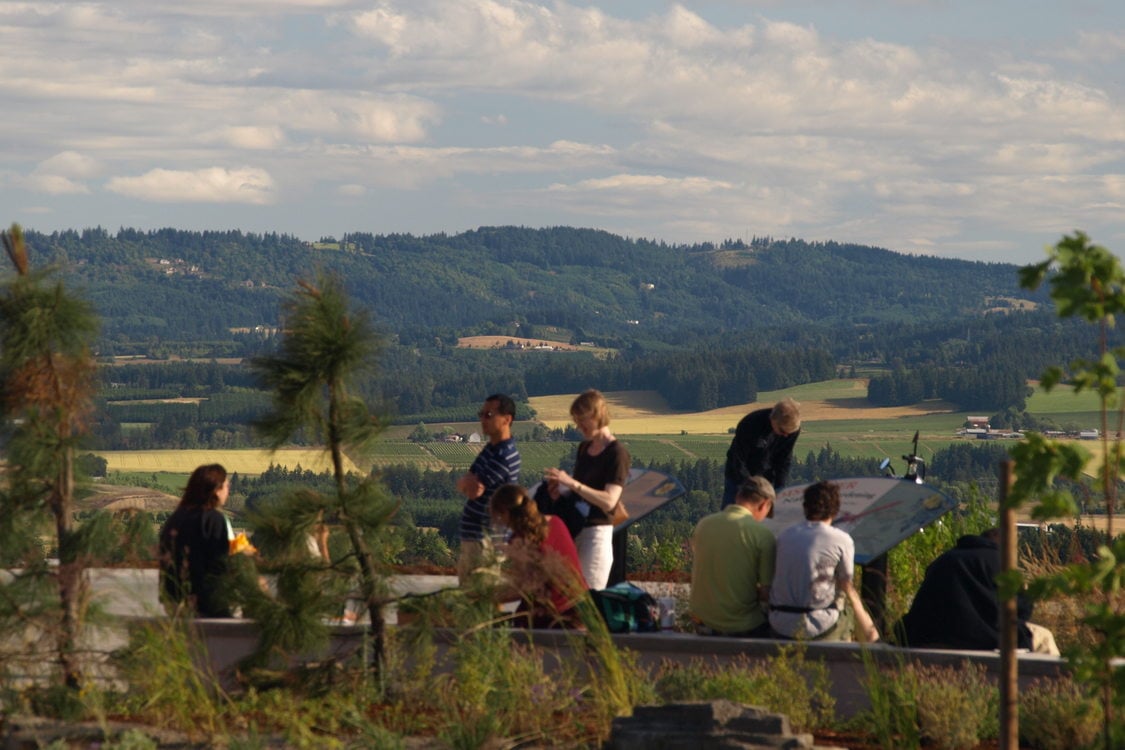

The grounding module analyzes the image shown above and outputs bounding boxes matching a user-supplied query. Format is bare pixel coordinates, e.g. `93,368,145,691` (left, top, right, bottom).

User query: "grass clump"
652,644,835,733
112,616,228,737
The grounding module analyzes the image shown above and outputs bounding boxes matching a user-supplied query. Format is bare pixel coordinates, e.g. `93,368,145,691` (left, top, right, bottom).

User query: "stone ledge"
606,701,840,750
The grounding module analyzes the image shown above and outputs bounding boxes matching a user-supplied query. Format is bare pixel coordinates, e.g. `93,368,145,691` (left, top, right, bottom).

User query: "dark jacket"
723,408,799,490
158,505,232,617
896,533,1033,650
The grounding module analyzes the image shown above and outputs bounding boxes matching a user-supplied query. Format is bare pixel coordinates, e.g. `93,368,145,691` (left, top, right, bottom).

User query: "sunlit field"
95,448,359,476
529,380,961,435
1024,381,1104,415
111,379,1100,478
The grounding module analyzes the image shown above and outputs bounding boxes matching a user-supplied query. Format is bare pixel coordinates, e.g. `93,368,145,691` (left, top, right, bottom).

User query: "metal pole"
998,459,1018,750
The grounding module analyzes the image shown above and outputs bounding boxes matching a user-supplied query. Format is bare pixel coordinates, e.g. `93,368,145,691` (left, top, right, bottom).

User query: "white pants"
575,524,614,591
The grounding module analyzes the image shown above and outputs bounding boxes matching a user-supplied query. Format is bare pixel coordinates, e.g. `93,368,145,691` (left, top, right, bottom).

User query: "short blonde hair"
770,397,801,434
570,388,609,429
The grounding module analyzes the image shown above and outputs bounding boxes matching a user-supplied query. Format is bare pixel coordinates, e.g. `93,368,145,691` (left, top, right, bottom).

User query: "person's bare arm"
456,472,484,499
840,579,880,643
543,468,622,512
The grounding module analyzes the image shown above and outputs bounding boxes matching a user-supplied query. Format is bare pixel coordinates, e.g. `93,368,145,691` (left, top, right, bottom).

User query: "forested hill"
23,225,1041,351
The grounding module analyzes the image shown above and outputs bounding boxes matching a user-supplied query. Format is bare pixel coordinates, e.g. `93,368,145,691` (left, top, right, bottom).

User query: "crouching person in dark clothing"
894,529,1058,654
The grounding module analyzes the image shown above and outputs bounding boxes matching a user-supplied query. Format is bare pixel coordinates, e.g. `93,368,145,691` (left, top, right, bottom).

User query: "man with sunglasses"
456,393,521,584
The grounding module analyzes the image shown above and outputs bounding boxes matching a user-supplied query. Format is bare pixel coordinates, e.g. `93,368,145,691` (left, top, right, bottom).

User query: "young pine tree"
0,223,99,689
246,273,396,680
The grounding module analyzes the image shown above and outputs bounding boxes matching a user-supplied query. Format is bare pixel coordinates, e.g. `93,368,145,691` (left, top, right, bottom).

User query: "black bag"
532,481,585,540
589,582,659,633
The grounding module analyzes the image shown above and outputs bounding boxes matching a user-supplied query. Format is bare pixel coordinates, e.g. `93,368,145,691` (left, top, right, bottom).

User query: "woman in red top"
490,483,589,628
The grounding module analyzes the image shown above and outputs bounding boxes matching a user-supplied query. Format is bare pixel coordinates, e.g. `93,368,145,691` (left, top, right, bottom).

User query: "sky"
1,1,1123,265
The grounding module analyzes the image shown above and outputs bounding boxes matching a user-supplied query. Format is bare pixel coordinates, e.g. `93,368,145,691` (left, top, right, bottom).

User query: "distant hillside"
15,225,1096,423
22,226,1042,352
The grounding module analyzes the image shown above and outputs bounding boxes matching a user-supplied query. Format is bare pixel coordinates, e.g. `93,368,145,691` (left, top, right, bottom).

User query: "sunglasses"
478,409,496,419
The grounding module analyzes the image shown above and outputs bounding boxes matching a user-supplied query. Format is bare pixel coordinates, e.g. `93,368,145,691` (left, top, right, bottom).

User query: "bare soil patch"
78,484,178,513
457,335,584,350
106,397,205,405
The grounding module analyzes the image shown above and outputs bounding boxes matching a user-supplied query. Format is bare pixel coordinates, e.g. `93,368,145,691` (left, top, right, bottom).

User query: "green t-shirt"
689,505,776,634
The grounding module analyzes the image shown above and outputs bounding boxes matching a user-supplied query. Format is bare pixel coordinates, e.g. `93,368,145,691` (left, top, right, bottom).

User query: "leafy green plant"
1011,231,1125,749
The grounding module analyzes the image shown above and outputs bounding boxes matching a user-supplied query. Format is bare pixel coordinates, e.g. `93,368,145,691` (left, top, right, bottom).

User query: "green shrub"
914,662,997,749
1019,678,1101,750
859,657,996,750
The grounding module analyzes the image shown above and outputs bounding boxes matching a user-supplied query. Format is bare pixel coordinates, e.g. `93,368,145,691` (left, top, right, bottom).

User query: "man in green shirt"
689,476,777,637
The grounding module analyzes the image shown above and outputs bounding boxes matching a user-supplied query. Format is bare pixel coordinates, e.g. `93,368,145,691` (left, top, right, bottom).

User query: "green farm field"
99,380,1106,476
371,379,1104,471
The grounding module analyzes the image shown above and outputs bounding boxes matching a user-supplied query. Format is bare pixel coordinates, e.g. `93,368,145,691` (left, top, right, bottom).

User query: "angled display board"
612,468,687,532
760,477,957,564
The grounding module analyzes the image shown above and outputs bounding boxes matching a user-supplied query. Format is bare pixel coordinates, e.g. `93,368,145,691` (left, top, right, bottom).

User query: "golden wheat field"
95,448,357,476
529,380,958,435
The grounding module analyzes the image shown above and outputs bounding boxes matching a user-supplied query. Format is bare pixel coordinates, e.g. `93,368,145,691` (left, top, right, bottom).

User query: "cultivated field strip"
96,448,359,476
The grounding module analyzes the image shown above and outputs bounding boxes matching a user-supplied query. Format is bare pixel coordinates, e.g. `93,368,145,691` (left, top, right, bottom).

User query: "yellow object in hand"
229,532,258,556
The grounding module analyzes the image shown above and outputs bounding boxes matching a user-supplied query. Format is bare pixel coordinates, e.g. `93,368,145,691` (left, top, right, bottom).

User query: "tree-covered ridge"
17,224,1094,422
25,225,1042,351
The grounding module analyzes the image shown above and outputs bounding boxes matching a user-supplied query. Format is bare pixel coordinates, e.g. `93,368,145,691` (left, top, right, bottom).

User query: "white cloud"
214,126,287,150
551,174,734,195
0,0,1122,263
259,92,440,143
336,183,366,197
23,174,91,195
36,151,101,179
106,167,276,204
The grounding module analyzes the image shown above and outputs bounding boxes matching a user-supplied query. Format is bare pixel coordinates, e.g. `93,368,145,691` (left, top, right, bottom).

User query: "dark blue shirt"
459,437,521,542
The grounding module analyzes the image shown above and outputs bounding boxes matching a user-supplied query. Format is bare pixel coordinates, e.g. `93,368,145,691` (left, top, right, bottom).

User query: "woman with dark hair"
158,464,236,617
490,484,588,628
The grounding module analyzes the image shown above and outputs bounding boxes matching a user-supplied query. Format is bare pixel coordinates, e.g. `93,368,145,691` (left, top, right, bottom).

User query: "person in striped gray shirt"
456,393,521,584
